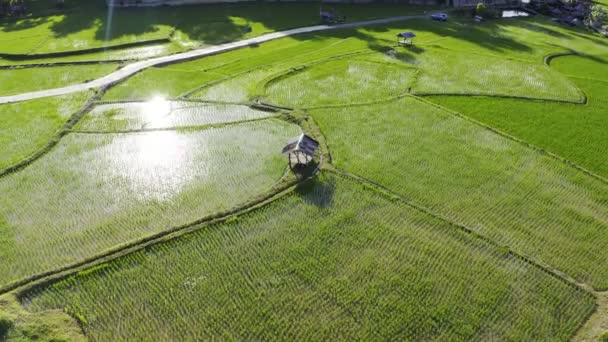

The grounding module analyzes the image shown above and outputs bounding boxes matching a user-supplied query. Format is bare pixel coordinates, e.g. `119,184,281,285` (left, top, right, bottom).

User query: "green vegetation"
265,56,417,107
76,101,274,132
0,119,300,287
427,55,608,177
311,96,608,289
2,7,608,341
105,18,608,106
0,295,84,341
0,2,435,58
0,43,184,65
24,174,594,340
411,47,583,102
104,34,371,101
0,64,116,96
0,92,91,171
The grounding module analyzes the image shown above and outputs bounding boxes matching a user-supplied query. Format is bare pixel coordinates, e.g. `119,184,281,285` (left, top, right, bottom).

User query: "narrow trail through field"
0,15,425,105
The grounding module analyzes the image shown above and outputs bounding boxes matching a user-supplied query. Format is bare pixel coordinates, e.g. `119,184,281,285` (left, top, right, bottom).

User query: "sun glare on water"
140,96,172,127
111,131,199,202
106,97,204,202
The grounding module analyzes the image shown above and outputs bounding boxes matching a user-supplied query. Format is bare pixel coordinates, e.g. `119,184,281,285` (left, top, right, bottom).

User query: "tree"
586,4,607,29
476,2,486,16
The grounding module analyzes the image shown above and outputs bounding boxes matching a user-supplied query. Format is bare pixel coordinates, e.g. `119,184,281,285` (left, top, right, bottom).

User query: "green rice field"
23,174,595,341
0,92,91,171
428,54,608,178
1,3,608,340
76,101,275,131
0,115,299,286
0,64,116,96
311,96,608,289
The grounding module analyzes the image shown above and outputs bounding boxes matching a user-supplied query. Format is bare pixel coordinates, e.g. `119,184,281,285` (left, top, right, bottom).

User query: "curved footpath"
0,15,424,104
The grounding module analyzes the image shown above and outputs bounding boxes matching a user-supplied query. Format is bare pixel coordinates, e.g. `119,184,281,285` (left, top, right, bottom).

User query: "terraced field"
0,64,116,96
428,55,608,178
0,92,92,171
76,101,275,131
311,96,608,289
1,6,608,341
0,106,299,287
23,174,595,341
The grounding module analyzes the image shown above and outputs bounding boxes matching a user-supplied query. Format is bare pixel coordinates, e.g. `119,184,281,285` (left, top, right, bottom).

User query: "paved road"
0,15,425,104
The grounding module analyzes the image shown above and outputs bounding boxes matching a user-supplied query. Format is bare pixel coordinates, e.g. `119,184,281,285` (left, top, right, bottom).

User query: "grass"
0,2,437,57
102,67,223,100
0,294,84,341
0,119,300,287
104,17,608,104
1,10,608,340
104,34,370,101
0,42,184,65
427,54,608,178
0,92,91,171
76,101,275,132
0,64,117,96
311,96,608,289
265,55,417,108
22,173,595,341
410,47,583,102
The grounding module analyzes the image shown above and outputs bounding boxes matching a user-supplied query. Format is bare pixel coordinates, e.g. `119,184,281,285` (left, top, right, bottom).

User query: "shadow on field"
295,176,335,208
1,0,603,59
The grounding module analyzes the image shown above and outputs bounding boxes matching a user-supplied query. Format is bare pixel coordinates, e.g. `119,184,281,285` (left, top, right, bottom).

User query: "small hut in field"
282,134,319,168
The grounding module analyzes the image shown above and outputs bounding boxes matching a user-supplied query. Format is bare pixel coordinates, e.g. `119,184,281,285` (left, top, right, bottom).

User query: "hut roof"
282,134,319,157
397,32,416,38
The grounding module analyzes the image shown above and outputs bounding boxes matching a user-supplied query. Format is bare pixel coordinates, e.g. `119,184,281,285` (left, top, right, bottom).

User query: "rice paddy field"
21,174,596,341
1,2,608,341
0,91,91,171
0,64,116,96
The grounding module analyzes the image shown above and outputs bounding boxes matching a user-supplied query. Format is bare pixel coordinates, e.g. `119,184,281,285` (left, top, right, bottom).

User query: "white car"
431,13,448,21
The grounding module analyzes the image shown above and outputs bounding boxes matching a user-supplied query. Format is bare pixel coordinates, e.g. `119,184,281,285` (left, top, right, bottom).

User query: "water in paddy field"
502,10,530,18
79,98,273,131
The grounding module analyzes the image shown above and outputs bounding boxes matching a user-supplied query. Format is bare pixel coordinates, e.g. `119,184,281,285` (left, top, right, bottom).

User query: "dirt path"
574,291,608,341
0,15,424,104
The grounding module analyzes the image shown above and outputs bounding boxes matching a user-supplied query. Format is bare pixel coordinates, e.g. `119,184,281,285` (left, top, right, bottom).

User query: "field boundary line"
543,51,579,66
181,49,373,100
416,91,586,104
0,92,98,180
0,14,427,104
179,67,263,98
0,89,278,179
0,38,172,61
412,95,608,186
324,167,600,340
0,60,125,69
263,93,412,111
177,37,360,98
425,44,547,65
253,50,375,99
5,178,304,298
94,98,251,106
562,74,608,85
70,115,283,134
325,168,595,291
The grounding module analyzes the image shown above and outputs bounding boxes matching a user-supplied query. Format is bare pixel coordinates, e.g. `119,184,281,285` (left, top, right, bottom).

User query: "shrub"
0,313,15,338
476,2,486,16
586,5,607,29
